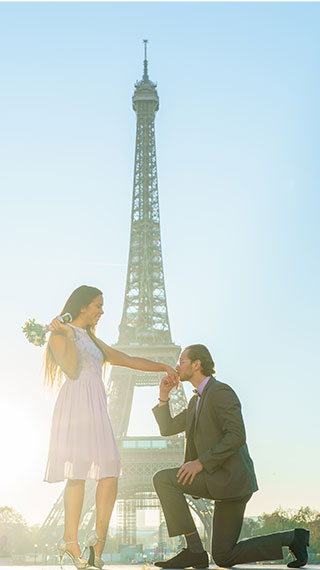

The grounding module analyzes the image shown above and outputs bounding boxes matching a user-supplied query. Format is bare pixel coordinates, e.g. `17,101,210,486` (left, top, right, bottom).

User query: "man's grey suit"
152,377,285,566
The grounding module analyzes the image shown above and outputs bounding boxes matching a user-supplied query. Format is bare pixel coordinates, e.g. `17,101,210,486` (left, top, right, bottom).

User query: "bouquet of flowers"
22,313,72,347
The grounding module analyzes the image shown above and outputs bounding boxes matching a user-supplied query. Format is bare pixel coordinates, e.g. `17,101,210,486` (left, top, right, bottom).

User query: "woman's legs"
94,477,118,557
63,479,86,557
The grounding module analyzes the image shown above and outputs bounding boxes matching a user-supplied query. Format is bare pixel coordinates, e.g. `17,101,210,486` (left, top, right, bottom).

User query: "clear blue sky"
0,2,319,525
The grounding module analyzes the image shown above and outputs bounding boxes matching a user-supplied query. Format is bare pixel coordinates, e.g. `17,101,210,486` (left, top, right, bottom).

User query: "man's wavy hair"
184,344,216,377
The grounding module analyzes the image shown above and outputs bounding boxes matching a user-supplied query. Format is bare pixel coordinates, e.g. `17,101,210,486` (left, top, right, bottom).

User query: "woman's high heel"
83,531,105,569
57,538,88,569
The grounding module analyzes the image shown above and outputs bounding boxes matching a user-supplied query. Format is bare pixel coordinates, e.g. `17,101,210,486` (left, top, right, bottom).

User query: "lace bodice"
67,325,104,380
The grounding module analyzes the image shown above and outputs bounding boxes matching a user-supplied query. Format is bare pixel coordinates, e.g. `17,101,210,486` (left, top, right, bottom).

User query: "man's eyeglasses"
177,359,191,366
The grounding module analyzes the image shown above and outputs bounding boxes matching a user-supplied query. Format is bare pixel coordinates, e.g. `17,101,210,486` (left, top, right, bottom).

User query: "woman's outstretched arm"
100,342,178,386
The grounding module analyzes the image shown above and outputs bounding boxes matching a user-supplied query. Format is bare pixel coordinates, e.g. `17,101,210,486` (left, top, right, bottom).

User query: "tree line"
239,506,320,564
1,505,320,562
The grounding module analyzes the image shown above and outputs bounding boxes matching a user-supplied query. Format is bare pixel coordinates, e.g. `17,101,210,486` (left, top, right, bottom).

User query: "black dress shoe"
287,528,310,568
154,548,209,569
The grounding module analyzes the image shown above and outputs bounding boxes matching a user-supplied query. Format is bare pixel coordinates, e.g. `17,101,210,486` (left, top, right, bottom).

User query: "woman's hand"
47,317,74,339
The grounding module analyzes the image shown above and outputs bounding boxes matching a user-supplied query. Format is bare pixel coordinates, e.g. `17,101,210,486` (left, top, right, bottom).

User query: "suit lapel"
186,396,197,435
194,376,216,429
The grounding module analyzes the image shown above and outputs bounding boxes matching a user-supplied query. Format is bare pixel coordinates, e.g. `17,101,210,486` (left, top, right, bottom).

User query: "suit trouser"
153,467,284,566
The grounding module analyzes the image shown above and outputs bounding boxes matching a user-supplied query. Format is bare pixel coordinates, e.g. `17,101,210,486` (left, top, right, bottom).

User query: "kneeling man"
152,344,309,568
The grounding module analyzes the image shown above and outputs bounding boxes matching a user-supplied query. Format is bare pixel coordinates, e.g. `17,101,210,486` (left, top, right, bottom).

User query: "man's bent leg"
212,495,284,567
153,467,212,537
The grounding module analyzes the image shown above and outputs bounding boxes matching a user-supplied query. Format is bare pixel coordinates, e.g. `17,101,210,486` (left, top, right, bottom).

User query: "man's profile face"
176,350,194,382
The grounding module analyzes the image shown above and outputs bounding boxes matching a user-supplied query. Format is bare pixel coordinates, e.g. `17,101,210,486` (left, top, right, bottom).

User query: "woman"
44,285,177,569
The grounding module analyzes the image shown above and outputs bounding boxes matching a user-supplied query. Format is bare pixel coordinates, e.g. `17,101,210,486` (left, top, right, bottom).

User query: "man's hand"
159,374,177,403
177,459,203,486
164,365,179,389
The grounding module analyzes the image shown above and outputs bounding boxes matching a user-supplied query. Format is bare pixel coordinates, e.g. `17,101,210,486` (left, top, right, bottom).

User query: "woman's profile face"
82,294,104,326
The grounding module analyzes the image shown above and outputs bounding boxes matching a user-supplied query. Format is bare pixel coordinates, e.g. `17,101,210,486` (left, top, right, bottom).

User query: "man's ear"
193,359,202,372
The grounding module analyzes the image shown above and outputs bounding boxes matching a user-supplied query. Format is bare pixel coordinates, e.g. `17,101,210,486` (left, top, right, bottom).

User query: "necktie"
193,389,201,415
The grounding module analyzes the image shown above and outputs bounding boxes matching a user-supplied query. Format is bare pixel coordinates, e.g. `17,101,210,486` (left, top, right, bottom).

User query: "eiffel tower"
41,41,213,550
107,39,186,546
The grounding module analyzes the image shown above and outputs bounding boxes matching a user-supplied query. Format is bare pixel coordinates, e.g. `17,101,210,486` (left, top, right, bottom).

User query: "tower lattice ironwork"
118,41,170,348
41,40,213,551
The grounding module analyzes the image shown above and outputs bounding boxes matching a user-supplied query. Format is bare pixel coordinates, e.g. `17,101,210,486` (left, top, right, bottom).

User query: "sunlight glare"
0,400,39,488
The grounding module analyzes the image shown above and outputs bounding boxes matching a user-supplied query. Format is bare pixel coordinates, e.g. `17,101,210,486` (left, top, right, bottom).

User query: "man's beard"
179,373,192,382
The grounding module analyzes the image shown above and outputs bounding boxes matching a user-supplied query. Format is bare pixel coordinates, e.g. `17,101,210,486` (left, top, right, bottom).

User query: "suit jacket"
152,377,258,500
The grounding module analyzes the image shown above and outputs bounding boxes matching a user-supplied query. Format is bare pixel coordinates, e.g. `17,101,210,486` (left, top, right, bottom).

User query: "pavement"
2,566,320,570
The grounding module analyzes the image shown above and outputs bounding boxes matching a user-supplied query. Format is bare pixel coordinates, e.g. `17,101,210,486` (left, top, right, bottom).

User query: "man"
152,344,309,569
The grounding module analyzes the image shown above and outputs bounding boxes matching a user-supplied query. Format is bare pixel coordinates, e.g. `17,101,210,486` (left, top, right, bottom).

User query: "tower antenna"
143,39,149,80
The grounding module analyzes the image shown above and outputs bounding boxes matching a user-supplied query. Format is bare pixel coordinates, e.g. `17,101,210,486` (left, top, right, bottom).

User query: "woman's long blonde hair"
44,285,108,389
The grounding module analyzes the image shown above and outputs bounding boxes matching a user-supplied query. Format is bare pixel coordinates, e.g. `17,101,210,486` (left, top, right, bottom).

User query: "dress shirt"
195,376,211,414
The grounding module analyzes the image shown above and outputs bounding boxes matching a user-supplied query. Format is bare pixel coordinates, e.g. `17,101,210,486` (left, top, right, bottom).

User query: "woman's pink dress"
44,325,121,482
